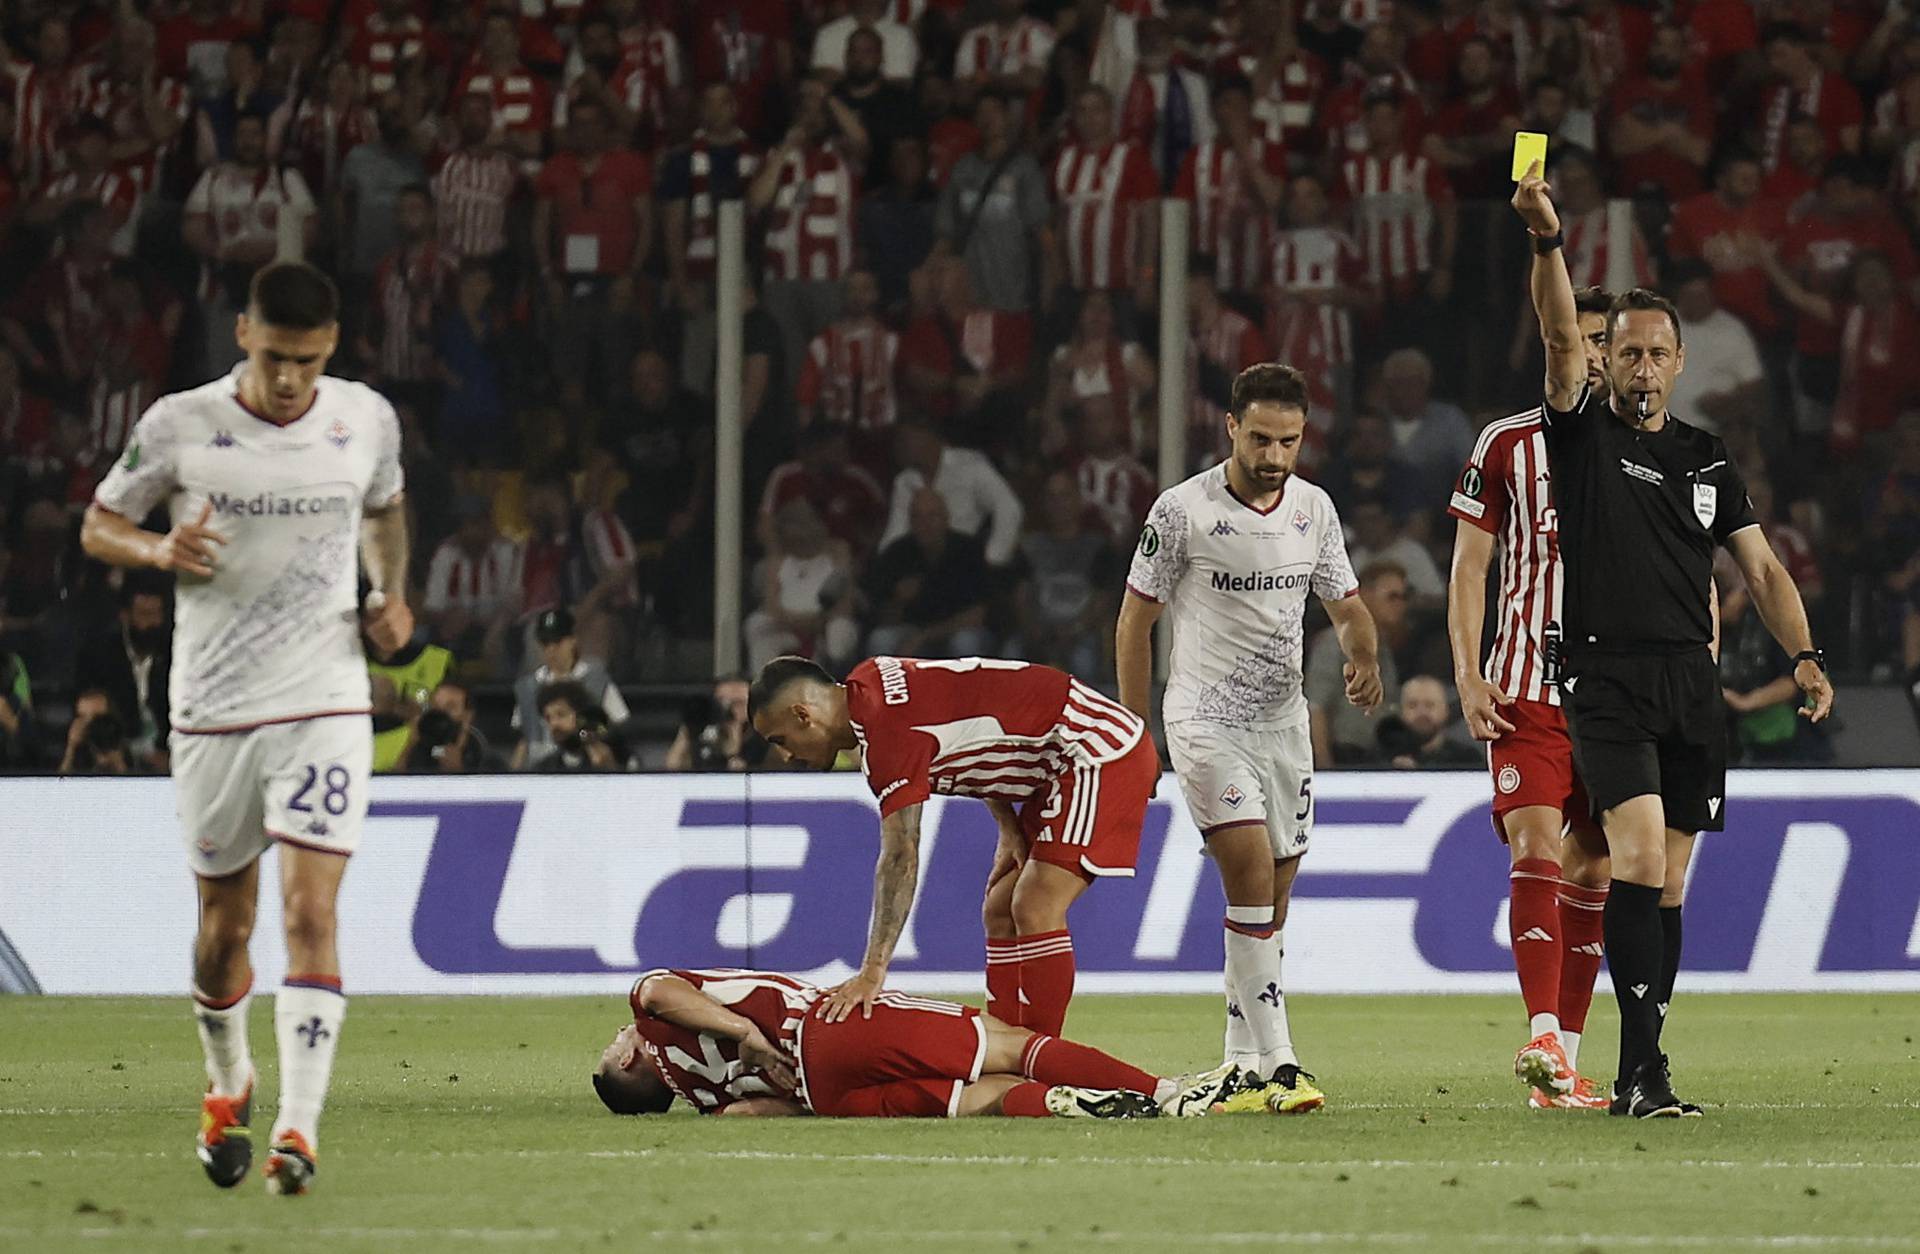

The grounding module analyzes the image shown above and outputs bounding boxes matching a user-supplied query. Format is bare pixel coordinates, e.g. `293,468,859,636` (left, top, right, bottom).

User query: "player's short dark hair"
1607,287,1684,349
1573,285,1614,317
748,655,835,722
590,1066,673,1116
536,679,593,718
248,262,339,330
1229,362,1310,423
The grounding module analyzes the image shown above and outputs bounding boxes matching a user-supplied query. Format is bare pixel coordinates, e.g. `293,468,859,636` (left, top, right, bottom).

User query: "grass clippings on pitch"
1,993,1916,1253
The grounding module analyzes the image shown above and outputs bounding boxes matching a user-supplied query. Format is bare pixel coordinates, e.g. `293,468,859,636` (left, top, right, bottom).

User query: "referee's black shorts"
1560,648,1727,833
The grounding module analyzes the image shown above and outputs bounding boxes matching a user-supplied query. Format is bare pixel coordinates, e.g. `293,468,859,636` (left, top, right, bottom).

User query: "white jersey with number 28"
92,367,404,733
1126,463,1358,730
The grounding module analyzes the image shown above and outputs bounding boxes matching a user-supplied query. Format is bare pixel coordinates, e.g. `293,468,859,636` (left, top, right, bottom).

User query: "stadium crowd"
0,0,1915,773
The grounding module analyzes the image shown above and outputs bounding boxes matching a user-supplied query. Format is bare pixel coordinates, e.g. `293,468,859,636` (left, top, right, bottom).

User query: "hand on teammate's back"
1510,159,1559,236
821,969,884,1023
151,502,226,578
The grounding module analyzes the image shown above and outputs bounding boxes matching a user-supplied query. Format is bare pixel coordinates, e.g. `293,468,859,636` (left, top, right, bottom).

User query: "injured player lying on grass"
591,966,1247,1120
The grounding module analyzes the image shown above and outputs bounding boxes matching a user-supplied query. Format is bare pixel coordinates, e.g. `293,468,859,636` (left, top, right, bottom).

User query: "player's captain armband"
1450,491,1487,519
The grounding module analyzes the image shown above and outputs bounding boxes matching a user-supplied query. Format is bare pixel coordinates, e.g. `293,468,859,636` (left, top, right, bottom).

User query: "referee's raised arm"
1510,160,1585,414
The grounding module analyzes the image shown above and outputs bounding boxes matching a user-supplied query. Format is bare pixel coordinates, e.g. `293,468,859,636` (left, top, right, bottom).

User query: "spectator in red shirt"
1042,288,1154,457
1606,20,1715,201
1667,148,1789,342
1756,23,1863,173
1759,243,1920,454
1686,0,1760,92
155,0,259,101
898,256,1032,458
91,16,190,202
432,91,519,265
756,421,886,559
456,12,555,164
361,185,457,406
1318,22,1427,168
1578,0,1653,99
534,97,653,407
1,202,116,407
28,117,137,244
350,0,450,98
1421,35,1522,201
1340,92,1457,363
690,0,796,145
1187,266,1270,449
1765,113,1829,209
796,268,899,434
1047,83,1160,325
1071,393,1155,549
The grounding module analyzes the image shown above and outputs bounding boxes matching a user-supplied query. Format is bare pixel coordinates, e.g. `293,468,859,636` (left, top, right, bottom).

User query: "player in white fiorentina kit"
1116,363,1382,1114
1446,286,1615,1111
81,263,412,1196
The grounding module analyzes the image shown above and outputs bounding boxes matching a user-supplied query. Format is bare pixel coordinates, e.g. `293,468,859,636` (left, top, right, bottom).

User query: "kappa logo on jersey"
209,430,235,448
1497,764,1521,794
1138,523,1160,556
1219,784,1245,808
327,418,352,449
1210,519,1239,537
1291,509,1311,535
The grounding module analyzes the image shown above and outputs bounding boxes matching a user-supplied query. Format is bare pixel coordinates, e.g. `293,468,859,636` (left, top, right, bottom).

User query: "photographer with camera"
58,688,137,775
403,681,504,773
664,675,770,772
532,680,635,773
511,607,630,769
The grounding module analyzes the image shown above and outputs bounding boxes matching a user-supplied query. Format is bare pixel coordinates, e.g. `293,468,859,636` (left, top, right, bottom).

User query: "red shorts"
1488,699,1590,840
796,994,988,1117
1016,734,1156,879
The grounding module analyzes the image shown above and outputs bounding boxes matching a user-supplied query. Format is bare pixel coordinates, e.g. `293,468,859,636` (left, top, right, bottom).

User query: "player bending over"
749,654,1156,1037
81,263,412,1194
1446,286,1616,1111
591,966,1240,1119
1116,362,1382,1115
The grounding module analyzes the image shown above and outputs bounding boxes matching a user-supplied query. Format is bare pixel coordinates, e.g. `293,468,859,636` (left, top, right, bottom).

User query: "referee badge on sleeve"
1692,483,1717,528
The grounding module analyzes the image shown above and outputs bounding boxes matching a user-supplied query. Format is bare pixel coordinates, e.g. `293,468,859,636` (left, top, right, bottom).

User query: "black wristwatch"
1792,648,1827,673
1531,230,1564,255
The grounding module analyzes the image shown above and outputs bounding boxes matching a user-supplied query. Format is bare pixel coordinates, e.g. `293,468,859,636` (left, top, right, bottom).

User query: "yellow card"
1511,131,1548,182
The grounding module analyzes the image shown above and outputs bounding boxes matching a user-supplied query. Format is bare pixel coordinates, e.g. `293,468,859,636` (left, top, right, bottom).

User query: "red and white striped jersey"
953,17,1055,84
1269,224,1364,368
1561,205,1654,290
1446,410,1562,707
761,144,856,282
1339,148,1451,290
604,32,682,142
432,145,517,259
81,73,190,196
371,241,457,382
583,506,639,603
455,64,553,137
846,656,1146,818
1174,138,1286,294
1051,140,1159,292
12,62,97,188
1209,48,1322,150
38,167,139,235
1075,452,1156,547
423,536,522,618
628,968,818,1111
797,319,899,429
351,13,440,95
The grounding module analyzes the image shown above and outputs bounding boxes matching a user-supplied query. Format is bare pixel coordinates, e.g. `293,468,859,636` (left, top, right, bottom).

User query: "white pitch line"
0,1228,1913,1250
6,1147,1918,1172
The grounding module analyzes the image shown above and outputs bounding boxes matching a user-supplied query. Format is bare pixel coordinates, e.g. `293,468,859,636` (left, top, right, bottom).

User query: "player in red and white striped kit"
748,654,1158,1038
591,967,1237,1120
1446,286,1615,1111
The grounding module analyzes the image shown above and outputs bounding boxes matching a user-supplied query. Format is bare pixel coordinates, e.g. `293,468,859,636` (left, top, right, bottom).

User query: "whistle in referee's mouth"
1635,391,1652,422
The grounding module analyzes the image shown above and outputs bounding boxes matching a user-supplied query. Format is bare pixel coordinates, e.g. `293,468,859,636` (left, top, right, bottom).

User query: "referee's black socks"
1656,906,1683,1044
1604,881,1665,1085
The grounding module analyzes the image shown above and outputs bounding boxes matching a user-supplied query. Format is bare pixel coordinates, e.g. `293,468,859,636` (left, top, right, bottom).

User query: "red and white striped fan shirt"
1174,138,1286,295
1446,410,1562,706
1339,147,1451,293
798,319,899,429
761,144,856,283
1561,206,1654,290
953,17,1055,84
847,656,1146,818
352,14,437,96
371,241,457,382
1051,140,1158,292
1075,452,1156,547
605,31,682,143
1210,47,1322,150
423,536,522,618
432,145,516,260
1269,224,1365,368
12,62,97,188
38,168,139,234
82,73,190,197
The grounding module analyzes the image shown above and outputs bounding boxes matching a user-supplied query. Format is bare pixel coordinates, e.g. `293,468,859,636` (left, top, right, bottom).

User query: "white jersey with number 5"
1126,464,1358,730
92,367,404,733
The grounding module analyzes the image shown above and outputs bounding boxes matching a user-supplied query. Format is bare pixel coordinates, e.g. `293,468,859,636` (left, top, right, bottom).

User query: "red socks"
1509,857,1563,1025
1557,881,1609,1034
1019,1033,1158,1096
1001,1081,1053,1117
1010,930,1074,1037
985,938,1022,1025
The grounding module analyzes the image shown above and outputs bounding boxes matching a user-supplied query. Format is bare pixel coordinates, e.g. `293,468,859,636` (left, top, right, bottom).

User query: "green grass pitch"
2,993,1917,1252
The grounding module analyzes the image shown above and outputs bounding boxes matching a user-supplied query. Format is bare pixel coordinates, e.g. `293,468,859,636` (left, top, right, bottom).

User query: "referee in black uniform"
1511,161,1834,1118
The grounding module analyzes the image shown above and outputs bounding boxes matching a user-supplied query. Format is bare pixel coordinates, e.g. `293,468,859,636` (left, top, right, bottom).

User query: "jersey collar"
229,366,321,429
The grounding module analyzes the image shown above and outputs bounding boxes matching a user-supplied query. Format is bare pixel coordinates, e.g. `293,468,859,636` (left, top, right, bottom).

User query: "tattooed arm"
819,803,923,1023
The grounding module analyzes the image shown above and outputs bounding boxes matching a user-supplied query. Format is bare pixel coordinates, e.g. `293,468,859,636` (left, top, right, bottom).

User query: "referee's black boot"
1620,1055,1701,1119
